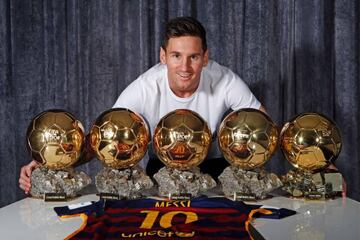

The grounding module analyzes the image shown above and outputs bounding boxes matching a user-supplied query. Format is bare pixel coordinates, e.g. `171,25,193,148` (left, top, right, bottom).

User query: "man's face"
160,36,209,98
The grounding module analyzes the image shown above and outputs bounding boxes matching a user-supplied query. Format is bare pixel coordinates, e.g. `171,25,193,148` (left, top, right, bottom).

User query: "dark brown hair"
162,17,207,52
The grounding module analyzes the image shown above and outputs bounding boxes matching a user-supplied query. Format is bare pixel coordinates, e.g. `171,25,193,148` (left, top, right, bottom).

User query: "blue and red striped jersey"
55,197,295,240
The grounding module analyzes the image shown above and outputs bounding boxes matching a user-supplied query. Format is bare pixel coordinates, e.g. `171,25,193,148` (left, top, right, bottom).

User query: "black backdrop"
1,0,359,207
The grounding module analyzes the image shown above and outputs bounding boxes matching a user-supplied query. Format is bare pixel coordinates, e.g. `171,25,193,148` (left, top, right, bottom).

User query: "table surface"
0,192,359,240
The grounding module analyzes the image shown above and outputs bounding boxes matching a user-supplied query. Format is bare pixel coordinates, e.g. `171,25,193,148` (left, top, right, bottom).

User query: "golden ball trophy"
26,109,91,201
90,108,153,199
218,108,282,200
280,112,343,200
153,109,216,199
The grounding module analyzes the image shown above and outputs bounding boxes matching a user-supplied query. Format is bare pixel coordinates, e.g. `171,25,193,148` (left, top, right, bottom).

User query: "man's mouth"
178,72,192,80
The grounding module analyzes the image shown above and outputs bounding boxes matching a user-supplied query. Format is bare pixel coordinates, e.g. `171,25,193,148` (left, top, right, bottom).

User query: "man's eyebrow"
168,51,202,56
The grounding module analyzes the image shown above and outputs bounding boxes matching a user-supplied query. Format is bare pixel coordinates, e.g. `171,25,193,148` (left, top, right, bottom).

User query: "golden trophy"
280,112,343,199
26,109,91,200
89,108,153,199
153,109,216,198
218,108,282,200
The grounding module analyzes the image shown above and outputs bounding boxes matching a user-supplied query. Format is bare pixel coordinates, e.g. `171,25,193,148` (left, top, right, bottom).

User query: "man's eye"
171,54,180,58
191,55,199,60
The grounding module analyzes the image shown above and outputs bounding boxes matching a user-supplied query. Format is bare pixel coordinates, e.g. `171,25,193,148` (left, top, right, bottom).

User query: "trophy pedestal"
30,167,92,200
218,166,283,200
153,167,216,198
95,165,153,199
281,169,343,200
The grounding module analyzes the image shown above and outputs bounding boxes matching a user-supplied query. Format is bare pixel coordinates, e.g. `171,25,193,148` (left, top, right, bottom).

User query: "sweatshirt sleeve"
113,78,145,115
225,70,262,111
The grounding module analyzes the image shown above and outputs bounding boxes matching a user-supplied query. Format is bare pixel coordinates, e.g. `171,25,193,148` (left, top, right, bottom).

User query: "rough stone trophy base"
30,167,92,200
281,169,343,200
153,167,216,199
219,166,283,200
95,165,154,199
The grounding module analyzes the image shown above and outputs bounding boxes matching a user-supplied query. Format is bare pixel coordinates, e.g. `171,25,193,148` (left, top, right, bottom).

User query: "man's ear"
160,47,166,64
203,50,209,66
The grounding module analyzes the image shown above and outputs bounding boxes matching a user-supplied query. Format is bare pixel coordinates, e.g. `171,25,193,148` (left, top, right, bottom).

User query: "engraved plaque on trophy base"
30,167,92,201
95,165,154,199
281,169,343,200
153,166,216,198
219,166,283,200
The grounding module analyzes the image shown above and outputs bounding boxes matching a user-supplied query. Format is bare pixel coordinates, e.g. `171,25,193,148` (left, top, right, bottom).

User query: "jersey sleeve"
54,200,107,240
54,201,99,217
247,203,297,219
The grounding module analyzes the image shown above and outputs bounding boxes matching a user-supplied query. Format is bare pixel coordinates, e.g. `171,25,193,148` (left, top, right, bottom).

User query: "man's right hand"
19,160,40,194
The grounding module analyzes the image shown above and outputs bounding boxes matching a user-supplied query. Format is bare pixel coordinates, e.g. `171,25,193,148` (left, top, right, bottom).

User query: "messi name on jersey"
55,197,295,240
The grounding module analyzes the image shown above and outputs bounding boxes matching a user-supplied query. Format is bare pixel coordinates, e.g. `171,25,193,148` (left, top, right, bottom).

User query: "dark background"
1,0,359,207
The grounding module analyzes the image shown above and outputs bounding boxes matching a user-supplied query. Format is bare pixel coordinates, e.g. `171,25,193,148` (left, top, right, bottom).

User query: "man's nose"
180,57,191,70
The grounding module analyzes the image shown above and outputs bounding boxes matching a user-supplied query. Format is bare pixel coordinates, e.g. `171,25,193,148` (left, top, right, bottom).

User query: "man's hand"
19,160,40,194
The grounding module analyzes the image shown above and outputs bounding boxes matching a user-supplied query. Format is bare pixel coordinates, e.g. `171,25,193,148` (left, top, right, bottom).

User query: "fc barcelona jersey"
54,197,295,240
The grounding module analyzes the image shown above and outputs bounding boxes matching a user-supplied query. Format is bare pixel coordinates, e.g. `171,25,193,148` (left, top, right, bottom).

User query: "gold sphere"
90,108,150,169
26,109,85,170
153,109,211,170
218,108,278,170
280,112,342,172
